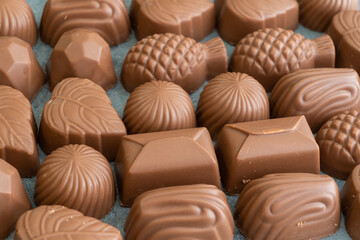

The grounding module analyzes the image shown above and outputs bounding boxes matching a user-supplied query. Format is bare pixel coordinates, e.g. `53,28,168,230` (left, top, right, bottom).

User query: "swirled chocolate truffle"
197,72,269,139
123,81,196,134
35,145,116,219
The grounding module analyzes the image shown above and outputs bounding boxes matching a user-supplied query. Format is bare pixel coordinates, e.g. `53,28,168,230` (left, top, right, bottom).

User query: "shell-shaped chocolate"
316,110,360,180
235,173,340,240
270,68,360,132
14,205,123,240
300,0,358,32
121,33,227,93
196,72,269,139
35,145,116,219
230,28,335,92
40,0,131,46
125,184,234,240
123,81,196,134
0,0,37,46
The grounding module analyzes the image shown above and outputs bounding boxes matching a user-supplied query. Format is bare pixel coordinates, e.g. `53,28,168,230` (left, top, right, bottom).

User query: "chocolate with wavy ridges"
125,184,234,240
235,173,340,240
130,0,214,41
121,33,227,93
230,28,335,92
35,145,115,219
215,0,298,44
270,68,360,132
300,0,358,32
0,0,37,46
196,72,269,139
40,0,130,46
14,205,123,240
38,78,126,161
123,81,196,134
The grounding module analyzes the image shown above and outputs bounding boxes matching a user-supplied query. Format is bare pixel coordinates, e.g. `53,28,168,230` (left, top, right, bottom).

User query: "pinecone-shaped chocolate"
121,33,227,93
230,28,335,92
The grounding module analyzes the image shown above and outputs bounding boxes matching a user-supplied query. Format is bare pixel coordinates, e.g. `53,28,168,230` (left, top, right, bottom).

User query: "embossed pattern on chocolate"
121,33,227,93
125,184,234,240
123,81,196,134
230,28,335,92
40,0,131,46
270,68,360,132
235,173,340,240
14,205,123,240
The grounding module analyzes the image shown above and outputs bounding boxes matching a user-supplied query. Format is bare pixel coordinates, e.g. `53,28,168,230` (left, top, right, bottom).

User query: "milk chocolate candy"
230,28,335,92
300,0,358,32
121,33,227,93
0,159,31,239
39,78,127,161
0,37,45,101
35,145,115,219
215,0,298,45
123,81,196,134
40,0,131,47
316,110,360,180
130,0,215,41
196,72,269,140
0,0,37,46
270,68,360,132
0,86,38,178
47,29,117,91
14,205,123,240
215,116,320,194
115,127,221,206
235,173,340,240
125,184,234,240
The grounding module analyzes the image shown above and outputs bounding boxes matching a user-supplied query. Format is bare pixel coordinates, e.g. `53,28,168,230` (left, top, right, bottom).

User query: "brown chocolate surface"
230,28,335,92
196,72,269,140
215,116,320,194
130,0,215,41
38,78,127,161
40,0,131,46
14,205,123,240
270,68,360,132
235,173,340,240
125,184,234,240
121,33,227,93
115,127,221,206
123,81,196,134
47,28,117,91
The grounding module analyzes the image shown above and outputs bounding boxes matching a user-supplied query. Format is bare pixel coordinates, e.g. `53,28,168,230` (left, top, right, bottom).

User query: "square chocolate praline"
215,115,320,195
115,128,221,206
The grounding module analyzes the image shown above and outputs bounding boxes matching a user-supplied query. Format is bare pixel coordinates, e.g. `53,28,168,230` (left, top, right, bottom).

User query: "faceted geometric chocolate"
196,72,269,140
235,173,340,240
0,37,45,101
230,28,335,92
39,78,127,161
316,110,360,180
270,68,360,132
125,184,234,240
47,28,117,91
115,128,221,206
40,0,131,47
215,116,320,194
0,159,31,239
0,0,38,46
35,145,116,219
0,85,39,178
215,0,298,45
123,81,196,134
121,33,227,93
14,205,123,240
300,0,358,32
